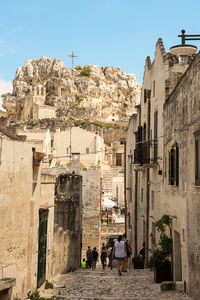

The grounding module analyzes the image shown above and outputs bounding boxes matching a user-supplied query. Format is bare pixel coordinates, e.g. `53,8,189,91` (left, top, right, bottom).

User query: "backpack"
126,240,131,257
101,250,107,260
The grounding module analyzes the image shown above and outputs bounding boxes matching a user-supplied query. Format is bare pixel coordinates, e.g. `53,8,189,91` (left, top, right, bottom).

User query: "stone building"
163,51,200,300
0,123,83,299
0,127,56,299
126,37,200,298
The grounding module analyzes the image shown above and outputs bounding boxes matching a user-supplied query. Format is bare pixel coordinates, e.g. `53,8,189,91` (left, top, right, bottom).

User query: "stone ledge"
0,278,16,292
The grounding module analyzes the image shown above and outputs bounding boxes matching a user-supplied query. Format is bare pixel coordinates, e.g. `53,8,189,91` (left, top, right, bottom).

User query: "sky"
0,0,200,105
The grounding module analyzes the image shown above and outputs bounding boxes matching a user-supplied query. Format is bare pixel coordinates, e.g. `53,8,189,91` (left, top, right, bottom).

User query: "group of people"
82,233,132,276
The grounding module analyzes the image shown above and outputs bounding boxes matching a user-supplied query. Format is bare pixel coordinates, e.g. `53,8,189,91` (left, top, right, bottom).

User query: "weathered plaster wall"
52,227,80,275
0,137,32,299
0,135,56,299
163,52,200,300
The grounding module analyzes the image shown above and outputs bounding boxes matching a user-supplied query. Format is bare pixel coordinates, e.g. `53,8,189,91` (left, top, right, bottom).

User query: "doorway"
37,210,48,288
174,230,182,281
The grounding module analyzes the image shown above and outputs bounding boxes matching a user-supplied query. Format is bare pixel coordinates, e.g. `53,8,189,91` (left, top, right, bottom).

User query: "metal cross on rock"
68,51,77,68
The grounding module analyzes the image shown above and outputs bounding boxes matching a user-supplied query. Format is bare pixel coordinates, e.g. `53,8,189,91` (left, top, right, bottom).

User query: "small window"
86,147,89,154
144,89,147,103
116,153,122,166
51,139,54,148
144,89,151,103
195,131,200,186
66,147,69,154
168,143,179,186
143,123,146,141
154,110,158,161
37,86,40,96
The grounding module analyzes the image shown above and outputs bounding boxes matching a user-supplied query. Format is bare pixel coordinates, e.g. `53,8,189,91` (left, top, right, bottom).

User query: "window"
66,147,69,154
51,139,54,148
37,86,40,96
154,110,158,161
116,153,122,166
86,147,89,154
144,89,151,103
143,123,146,141
195,131,200,186
116,185,119,200
168,143,179,186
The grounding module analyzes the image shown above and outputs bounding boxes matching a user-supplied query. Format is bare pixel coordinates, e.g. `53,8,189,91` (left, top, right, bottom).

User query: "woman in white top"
114,235,127,276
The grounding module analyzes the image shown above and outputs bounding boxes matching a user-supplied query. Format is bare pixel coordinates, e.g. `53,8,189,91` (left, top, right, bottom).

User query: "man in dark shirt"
86,246,93,268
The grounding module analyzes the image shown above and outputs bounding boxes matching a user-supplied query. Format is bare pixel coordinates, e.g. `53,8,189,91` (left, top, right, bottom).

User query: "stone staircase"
101,165,124,198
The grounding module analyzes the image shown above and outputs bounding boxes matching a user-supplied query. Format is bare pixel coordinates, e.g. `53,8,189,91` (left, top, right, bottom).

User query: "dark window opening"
168,143,179,186
154,110,158,161
143,123,146,141
116,153,122,166
86,147,89,154
195,131,200,186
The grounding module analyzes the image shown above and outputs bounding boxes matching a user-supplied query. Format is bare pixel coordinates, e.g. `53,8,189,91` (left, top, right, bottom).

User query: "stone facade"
0,129,56,299
126,38,199,299
163,52,200,300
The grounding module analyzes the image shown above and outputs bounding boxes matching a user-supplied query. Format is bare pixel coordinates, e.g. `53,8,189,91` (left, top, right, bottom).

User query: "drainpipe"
134,105,141,255
100,177,102,252
124,140,127,234
145,98,151,266
134,170,138,255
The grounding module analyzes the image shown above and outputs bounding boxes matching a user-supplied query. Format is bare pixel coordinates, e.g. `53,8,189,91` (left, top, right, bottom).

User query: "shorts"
116,256,126,261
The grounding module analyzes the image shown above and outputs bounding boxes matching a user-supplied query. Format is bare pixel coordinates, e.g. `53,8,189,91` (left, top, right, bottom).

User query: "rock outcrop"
2,57,141,123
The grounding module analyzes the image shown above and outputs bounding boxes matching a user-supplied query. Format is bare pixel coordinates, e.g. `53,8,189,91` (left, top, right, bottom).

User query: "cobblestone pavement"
41,266,194,300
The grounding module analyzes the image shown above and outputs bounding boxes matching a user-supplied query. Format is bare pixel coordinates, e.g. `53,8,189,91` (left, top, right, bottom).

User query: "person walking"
92,247,98,270
122,233,132,272
114,235,127,276
100,246,107,270
86,246,93,269
108,242,114,270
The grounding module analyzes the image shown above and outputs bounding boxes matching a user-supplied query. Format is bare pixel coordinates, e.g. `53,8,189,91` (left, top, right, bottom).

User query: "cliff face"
2,57,140,122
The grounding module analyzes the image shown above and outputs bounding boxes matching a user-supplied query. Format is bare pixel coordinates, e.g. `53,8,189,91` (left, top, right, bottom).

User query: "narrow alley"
40,267,193,300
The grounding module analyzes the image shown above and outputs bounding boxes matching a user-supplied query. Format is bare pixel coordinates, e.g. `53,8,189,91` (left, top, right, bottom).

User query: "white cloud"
0,80,13,110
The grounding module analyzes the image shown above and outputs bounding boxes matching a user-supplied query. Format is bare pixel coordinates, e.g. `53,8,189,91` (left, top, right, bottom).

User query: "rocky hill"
2,57,140,123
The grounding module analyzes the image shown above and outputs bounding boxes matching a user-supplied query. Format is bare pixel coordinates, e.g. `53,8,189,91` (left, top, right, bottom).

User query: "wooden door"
37,210,48,288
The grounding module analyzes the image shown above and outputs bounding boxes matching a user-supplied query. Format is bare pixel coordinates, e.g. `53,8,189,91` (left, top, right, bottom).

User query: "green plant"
13,297,21,300
45,280,54,289
75,65,82,70
27,289,60,300
148,215,173,270
27,290,40,300
1,93,11,97
80,69,90,77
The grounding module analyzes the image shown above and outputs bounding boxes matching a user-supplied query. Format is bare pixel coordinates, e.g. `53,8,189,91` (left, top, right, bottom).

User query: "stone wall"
52,226,80,275
101,223,124,245
163,52,200,300
0,133,56,299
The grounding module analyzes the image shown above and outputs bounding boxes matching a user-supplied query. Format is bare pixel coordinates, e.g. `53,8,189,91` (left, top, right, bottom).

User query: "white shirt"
114,240,126,258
